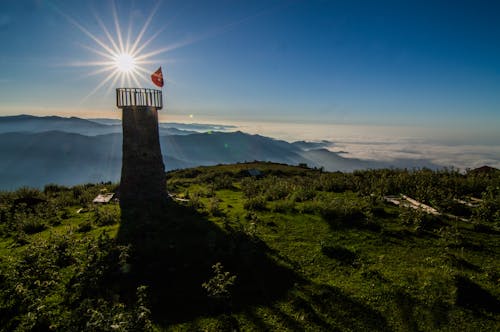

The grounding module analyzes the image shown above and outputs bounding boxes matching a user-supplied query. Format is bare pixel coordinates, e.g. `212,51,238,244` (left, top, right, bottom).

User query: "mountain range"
0,115,438,189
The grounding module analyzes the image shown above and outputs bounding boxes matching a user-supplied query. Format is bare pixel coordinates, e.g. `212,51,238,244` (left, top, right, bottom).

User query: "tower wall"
120,106,167,214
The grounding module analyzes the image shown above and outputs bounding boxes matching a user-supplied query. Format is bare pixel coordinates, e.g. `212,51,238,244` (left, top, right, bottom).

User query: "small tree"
202,262,237,311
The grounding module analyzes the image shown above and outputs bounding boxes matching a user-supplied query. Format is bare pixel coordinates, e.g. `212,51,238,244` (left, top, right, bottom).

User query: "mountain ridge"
0,115,442,189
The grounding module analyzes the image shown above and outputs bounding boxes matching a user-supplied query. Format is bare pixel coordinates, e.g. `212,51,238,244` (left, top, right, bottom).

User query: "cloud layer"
233,121,500,170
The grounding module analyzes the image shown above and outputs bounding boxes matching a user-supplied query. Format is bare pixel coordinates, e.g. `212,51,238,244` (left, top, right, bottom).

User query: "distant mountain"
86,118,121,125
90,117,236,134
0,115,116,136
292,140,332,150
468,165,499,174
0,131,199,189
0,115,204,136
0,115,442,189
0,129,387,189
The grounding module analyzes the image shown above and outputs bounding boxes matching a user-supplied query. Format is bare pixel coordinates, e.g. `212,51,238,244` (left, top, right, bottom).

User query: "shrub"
240,178,262,198
213,174,234,190
187,191,203,209
43,184,69,195
270,199,296,213
399,207,424,225
264,178,291,201
202,262,237,300
21,218,47,234
79,286,153,332
77,220,93,233
290,185,316,202
94,207,119,226
209,197,222,216
472,188,500,223
15,213,47,234
319,199,365,223
243,196,267,211
297,200,323,214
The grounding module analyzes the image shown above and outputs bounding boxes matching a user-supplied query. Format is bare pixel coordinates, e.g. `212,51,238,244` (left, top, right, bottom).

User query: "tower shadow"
117,199,300,325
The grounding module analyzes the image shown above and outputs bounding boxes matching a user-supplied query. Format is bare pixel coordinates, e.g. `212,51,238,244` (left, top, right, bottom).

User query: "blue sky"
0,0,499,132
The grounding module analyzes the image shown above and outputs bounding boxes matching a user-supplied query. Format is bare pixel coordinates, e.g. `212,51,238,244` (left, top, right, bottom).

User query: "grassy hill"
0,162,499,331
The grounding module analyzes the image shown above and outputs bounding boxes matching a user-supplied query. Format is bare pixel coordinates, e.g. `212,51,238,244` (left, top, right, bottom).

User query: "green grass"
162,163,500,331
1,162,499,331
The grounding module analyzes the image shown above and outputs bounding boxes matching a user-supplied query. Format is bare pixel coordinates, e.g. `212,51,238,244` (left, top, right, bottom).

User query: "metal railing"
116,88,163,110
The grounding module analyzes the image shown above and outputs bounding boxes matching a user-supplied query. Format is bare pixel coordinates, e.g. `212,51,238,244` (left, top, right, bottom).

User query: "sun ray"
93,12,121,55
134,65,152,76
80,70,120,103
60,1,188,96
130,24,167,58
78,44,117,61
66,60,115,67
61,10,118,58
119,72,125,88
125,7,134,53
134,70,150,86
129,0,162,56
80,66,116,79
125,72,132,87
136,60,162,65
131,2,188,58
106,70,123,95
134,44,178,61
131,71,142,87
111,0,125,53
58,0,277,99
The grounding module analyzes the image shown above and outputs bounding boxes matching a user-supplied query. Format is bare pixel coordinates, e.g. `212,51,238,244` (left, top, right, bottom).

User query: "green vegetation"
1,162,499,331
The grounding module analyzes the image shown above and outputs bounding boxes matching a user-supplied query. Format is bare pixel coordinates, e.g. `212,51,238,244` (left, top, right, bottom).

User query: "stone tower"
116,88,167,222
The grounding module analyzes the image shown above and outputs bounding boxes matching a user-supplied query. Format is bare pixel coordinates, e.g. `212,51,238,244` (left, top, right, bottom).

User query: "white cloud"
231,120,500,170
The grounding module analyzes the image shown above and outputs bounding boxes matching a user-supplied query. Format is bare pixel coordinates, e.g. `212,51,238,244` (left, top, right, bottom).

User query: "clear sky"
0,0,499,132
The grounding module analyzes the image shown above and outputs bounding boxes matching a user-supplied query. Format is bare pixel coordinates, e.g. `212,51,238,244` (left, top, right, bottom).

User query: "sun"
115,53,136,73
62,1,175,100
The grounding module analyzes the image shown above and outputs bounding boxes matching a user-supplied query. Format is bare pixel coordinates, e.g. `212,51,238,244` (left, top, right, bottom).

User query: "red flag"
151,67,164,87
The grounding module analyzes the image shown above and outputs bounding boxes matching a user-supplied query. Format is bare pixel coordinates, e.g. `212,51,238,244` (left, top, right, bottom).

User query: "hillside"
0,162,499,331
0,129,393,190
0,115,448,190
0,115,205,136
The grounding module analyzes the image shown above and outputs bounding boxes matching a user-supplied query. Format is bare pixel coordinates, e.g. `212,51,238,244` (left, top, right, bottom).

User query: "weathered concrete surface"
120,106,167,225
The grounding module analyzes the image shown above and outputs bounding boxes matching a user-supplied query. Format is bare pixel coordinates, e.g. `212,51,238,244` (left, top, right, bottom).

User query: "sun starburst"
115,53,136,73
58,0,259,103
59,1,175,101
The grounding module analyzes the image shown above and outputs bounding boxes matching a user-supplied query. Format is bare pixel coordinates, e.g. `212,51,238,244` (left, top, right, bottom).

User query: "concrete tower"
116,88,167,222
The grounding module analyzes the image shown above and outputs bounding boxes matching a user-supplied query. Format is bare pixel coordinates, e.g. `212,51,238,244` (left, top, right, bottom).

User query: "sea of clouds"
232,121,500,171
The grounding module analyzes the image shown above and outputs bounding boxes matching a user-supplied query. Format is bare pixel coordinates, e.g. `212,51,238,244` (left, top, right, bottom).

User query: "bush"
94,207,119,226
43,184,69,195
399,207,424,226
319,199,366,223
209,197,222,216
77,220,93,233
15,213,47,234
264,178,291,201
297,200,323,214
270,199,296,213
243,196,267,211
472,187,500,223
240,178,262,198
187,191,203,209
213,174,234,190
290,185,316,202
202,262,237,300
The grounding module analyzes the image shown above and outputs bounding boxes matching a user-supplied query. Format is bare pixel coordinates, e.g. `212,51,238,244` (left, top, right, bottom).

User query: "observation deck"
116,88,163,110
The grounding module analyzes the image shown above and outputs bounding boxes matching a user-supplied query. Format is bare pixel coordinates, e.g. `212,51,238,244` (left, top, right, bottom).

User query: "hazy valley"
0,115,441,190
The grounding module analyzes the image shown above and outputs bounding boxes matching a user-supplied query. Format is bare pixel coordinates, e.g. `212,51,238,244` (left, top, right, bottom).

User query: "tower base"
119,106,167,236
